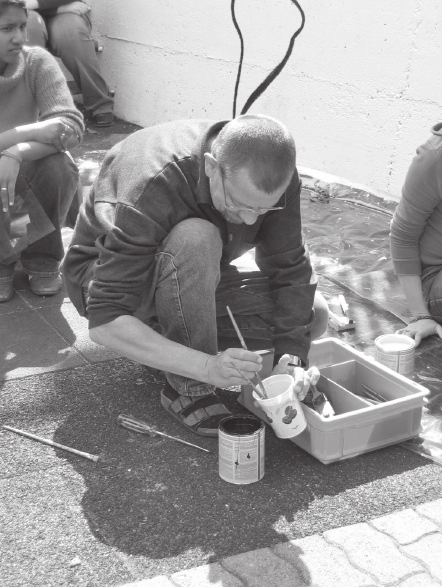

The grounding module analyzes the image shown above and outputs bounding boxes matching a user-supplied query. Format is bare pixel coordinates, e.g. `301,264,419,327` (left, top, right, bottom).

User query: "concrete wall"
90,0,442,200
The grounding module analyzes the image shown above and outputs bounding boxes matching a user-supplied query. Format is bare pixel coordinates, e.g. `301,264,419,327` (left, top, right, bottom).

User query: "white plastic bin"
238,338,428,464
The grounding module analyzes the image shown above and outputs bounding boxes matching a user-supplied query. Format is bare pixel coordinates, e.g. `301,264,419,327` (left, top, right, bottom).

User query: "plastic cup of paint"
253,374,307,439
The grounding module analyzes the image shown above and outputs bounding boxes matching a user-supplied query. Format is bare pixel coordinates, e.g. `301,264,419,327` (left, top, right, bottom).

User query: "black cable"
231,0,305,118
231,0,244,118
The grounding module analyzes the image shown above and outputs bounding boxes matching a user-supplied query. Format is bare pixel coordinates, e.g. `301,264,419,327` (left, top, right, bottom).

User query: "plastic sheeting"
301,176,442,465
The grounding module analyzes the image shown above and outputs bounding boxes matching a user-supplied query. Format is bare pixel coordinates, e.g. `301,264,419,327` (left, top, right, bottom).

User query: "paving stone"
402,534,442,582
371,508,439,544
121,576,176,588
273,535,375,587
222,547,304,587
170,562,244,586
397,572,442,586
416,499,442,528
324,522,424,585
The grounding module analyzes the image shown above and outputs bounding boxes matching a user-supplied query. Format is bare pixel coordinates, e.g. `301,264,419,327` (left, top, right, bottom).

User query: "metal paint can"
218,415,265,484
375,334,415,377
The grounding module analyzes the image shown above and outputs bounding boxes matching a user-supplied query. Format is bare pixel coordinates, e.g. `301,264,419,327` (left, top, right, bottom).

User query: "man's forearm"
90,315,213,384
397,274,429,316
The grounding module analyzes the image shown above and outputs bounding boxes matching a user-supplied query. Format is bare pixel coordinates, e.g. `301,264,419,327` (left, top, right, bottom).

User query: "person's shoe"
92,112,114,127
28,274,62,297
160,382,231,437
0,275,14,302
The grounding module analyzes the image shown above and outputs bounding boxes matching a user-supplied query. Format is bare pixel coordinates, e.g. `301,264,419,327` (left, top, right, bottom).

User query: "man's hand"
397,319,442,347
205,348,263,389
0,151,21,212
56,1,90,16
271,353,320,400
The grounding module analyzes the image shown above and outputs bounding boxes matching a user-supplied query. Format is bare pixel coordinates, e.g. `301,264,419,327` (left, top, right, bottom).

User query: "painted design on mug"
282,405,297,424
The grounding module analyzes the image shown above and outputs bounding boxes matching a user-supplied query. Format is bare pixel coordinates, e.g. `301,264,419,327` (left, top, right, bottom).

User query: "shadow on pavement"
50,356,440,577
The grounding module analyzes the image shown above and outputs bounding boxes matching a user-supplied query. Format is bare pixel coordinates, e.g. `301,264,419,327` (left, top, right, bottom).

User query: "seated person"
63,114,329,437
0,0,84,302
25,0,113,127
391,123,442,345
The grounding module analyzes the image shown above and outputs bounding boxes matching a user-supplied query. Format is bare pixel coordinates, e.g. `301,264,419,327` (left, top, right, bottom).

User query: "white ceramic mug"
253,374,307,438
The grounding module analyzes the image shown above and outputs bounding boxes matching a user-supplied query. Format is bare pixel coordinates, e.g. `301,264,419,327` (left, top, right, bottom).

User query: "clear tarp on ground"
300,175,442,465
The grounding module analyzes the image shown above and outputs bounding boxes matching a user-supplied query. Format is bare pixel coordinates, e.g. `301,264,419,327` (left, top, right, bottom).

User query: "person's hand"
56,1,91,16
271,353,320,400
0,152,20,212
397,319,442,347
205,348,263,389
31,118,74,151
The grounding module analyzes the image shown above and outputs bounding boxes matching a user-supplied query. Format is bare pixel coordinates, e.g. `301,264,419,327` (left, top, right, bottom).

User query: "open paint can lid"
375,334,415,352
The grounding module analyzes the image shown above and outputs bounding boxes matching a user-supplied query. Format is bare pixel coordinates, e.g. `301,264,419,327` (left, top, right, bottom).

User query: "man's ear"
204,152,217,179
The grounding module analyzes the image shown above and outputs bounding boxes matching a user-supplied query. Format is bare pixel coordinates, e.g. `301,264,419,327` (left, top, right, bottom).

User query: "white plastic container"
375,334,415,377
253,374,307,438
238,338,428,464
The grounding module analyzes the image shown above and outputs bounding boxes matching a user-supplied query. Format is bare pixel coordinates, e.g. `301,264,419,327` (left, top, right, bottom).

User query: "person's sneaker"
0,275,14,302
28,274,62,297
92,112,114,127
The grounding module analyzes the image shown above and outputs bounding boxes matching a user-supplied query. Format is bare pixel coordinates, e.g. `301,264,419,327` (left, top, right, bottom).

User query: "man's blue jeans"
422,265,442,322
26,10,113,116
0,152,78,277
134,218,328,396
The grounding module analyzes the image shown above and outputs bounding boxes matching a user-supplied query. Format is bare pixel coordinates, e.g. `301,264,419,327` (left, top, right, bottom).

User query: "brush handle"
3,425,99,462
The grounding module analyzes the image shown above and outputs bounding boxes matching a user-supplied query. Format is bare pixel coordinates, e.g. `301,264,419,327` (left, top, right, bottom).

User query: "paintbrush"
118,414,211,453
233,367,267,399
3,425,99,462
226,305,268,397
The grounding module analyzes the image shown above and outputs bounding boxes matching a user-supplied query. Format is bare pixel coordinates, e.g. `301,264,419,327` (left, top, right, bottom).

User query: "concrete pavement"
1,118,442,587
125,500,442,587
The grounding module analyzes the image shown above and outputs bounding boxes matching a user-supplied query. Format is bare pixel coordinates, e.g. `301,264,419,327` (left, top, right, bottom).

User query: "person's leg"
46,12,113,121
19,153,79,292
216,267,328,352
152,218,223,395
422,266,442,323
149,218,232,437
25,10,48,48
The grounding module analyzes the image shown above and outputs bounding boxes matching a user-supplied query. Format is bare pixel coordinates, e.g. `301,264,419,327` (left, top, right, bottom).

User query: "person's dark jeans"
0,152,79,278
26,10,113,116
132,218,328,396
422,265,442,323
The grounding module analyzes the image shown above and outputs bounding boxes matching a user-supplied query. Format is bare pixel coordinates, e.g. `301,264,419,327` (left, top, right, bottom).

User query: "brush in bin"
303,384,335,418
357,384,388,405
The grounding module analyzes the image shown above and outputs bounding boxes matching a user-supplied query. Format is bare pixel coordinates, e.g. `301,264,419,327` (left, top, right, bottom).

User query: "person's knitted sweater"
0,45,84,138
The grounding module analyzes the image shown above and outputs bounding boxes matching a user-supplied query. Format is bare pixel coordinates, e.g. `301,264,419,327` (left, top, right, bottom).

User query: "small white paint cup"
253,374,307,439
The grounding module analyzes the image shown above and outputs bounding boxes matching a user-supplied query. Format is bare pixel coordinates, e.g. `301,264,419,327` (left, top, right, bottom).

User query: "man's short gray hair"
212,114,296,193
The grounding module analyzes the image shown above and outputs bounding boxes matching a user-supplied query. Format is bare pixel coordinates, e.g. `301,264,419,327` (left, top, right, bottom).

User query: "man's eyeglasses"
219,166,286,214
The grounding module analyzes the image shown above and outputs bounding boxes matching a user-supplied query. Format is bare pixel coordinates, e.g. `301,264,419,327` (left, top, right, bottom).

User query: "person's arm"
27,47,84,145
90,315,263,389
395,275,442,345
391,142,442,345
255,173,317,365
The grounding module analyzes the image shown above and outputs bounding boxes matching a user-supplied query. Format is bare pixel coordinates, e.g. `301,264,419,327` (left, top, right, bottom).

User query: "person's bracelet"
1,150,22,165
409,314,434,323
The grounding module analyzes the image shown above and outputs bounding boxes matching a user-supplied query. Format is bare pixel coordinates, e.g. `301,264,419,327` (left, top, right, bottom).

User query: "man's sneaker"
0,275,14,302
